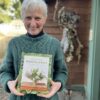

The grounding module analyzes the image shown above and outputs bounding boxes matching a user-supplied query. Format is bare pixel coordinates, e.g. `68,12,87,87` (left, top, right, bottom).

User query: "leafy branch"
26,68,46,84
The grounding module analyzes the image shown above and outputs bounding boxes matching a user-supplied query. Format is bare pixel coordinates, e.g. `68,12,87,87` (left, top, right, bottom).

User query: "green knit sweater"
0,33,68,100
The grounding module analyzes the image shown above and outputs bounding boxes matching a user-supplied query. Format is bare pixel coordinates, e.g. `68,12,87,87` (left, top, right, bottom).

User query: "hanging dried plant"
53,1,83,64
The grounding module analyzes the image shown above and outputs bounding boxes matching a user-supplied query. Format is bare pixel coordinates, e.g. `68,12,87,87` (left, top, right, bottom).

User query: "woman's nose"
30,18,36,27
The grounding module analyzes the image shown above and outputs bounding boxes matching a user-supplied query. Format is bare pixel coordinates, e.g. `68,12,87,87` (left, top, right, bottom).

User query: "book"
17,52,52,94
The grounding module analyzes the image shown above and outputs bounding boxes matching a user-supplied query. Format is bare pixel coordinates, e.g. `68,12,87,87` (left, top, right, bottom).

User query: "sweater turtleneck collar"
26,30,44,38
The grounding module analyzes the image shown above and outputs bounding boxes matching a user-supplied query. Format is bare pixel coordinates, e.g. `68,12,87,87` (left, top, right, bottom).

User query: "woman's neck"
27,30,44,38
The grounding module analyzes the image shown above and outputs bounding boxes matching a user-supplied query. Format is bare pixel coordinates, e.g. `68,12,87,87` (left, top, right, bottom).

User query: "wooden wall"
44,0,92,85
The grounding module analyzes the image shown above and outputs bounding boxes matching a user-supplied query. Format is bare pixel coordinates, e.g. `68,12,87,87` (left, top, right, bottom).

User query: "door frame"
87,0,100,100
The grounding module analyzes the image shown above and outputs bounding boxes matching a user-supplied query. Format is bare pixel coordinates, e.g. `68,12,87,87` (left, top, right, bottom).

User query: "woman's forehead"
25,8,45,16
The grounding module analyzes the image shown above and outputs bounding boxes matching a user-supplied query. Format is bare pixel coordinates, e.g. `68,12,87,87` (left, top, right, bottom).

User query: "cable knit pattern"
0,33,68,100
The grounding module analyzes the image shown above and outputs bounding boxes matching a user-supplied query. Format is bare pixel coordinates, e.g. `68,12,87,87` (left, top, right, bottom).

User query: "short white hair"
21,0,48,19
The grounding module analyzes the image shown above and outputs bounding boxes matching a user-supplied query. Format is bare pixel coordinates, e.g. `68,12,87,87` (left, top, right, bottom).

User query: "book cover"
17,52,52,94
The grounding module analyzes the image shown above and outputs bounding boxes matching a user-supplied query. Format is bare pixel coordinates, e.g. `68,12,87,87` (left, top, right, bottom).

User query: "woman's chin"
28,31,39,35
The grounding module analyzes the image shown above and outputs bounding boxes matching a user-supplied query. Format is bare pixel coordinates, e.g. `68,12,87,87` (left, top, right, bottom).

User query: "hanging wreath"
53,0,83,64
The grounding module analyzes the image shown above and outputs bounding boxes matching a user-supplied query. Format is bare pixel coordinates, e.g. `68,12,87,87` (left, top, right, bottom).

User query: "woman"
0,0,68,100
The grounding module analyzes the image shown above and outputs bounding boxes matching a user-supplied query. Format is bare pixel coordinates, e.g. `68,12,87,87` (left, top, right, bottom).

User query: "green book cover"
17,52,52,94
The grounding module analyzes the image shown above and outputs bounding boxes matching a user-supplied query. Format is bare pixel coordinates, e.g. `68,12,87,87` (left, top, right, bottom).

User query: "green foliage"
0,0,11,10
0,0,12,23
0,0,22,23
0,12,12,23
20,0,23,3
12,0,21,19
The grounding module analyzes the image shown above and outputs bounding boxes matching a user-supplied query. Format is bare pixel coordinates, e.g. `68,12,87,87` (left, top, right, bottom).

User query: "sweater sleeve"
0,40,15,93
53,40,68,91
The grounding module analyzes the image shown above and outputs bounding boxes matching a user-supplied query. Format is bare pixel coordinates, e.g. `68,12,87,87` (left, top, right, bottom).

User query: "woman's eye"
35,17,41,20
25,16,32,20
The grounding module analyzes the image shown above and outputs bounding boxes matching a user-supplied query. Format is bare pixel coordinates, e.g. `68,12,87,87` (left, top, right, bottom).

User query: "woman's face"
23,9,47,35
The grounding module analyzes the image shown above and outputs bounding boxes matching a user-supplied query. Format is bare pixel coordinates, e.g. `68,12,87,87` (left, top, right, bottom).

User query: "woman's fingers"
37,80,61,98
12,88,24,96
7,79,24,96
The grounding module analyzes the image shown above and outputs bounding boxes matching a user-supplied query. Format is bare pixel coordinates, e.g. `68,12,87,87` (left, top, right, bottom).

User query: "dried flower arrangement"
53,0,83,64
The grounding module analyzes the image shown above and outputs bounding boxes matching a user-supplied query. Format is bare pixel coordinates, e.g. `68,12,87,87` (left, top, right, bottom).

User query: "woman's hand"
37,80,61,98
7,78,24,96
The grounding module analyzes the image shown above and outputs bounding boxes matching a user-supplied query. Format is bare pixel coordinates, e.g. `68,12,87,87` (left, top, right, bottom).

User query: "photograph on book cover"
17,52,52,94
